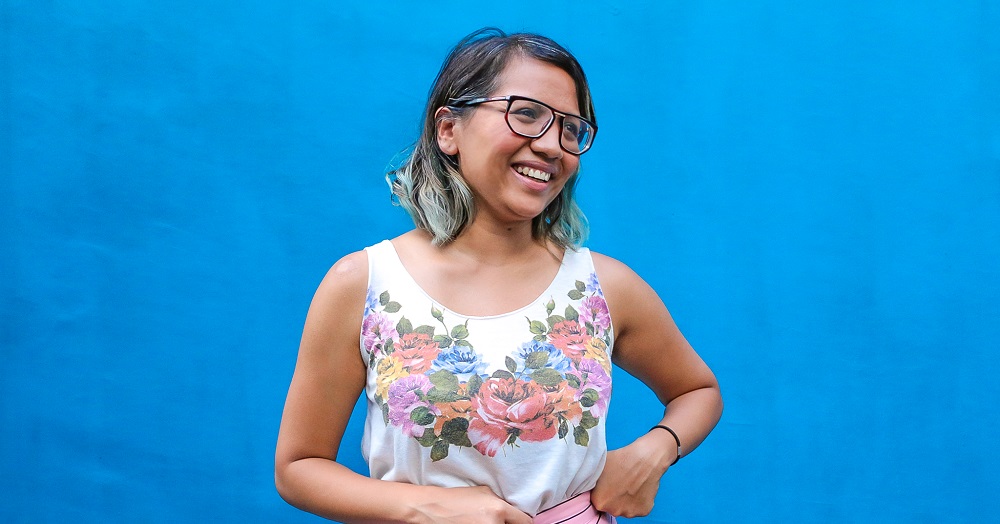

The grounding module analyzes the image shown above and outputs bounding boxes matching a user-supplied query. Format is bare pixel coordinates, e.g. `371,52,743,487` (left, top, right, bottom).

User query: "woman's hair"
388,28,596,248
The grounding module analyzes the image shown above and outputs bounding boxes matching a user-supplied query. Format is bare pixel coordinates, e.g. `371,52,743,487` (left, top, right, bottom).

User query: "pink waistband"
533,492,615,524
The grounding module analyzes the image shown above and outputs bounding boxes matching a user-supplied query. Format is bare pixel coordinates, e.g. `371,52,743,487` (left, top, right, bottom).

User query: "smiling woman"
275,27,723,524
388,30,596,249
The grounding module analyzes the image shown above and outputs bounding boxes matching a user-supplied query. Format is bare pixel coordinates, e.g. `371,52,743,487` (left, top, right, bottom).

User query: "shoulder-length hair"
388,28,596,249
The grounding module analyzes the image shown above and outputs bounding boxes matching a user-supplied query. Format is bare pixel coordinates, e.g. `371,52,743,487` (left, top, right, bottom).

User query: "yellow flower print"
583,337,612,374
375,355,408,400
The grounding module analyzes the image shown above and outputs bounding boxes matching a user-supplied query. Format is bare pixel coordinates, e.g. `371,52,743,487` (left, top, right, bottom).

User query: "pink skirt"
533,492,615,524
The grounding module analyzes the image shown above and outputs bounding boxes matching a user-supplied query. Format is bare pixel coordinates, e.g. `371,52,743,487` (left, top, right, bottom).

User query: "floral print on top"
362,275,613,461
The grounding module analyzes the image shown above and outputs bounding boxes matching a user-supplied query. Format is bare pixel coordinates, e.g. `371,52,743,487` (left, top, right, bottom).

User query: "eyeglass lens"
506,98,594,154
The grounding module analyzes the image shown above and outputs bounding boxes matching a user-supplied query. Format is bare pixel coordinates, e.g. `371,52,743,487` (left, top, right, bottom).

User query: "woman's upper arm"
276,250,369,468
593,252,718,404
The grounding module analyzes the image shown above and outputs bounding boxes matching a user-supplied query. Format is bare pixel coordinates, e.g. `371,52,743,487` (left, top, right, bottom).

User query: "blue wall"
3,1,998,522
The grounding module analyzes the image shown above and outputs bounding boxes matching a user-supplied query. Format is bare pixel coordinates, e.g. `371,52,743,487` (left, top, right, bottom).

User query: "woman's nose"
530,120,564,159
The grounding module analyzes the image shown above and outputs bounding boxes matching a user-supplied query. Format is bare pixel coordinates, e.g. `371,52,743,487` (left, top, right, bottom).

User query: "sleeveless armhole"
579,248,616,359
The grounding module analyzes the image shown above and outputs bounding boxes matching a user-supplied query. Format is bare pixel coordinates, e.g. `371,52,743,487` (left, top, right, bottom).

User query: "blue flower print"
585,272,602,295
512,340,575,374
364,288,379,315
431,345,489,382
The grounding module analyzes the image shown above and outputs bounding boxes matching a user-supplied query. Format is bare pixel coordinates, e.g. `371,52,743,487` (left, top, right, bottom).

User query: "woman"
275,28,722,523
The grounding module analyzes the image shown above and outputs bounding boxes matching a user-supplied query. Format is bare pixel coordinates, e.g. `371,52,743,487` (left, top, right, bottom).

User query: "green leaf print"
450,323,469,340
441,418,473,447
396,317,412,335
580,388,600,408
410,406,436,426
434,335,453,348
379,291,390,306
416,432,438,447
384,301,402,313
531,368,564,387
528,319,547,335
573,425,590,447
575,280,587,293
492,369,515,380
467,374,483,396
566,374,581,389
568,289,584,300
381,403,389,425
524,351,549,369
427,388,459,403
580,411,599,430
429,370,459,392
505,356,518,373
430,440,449,461
558,418,569,439
414,325,436,336
454,339,473,348
546,315,566,328
565,305,579,321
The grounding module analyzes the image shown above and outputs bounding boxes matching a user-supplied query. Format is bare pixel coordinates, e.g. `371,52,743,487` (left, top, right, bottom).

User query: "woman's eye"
512,108,539,120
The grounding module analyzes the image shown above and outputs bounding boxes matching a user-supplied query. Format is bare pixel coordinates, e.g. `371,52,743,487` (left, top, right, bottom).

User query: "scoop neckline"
379,239,574,320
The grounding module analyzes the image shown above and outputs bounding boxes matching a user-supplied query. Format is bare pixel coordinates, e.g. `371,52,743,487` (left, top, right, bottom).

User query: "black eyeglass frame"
447,95,598,155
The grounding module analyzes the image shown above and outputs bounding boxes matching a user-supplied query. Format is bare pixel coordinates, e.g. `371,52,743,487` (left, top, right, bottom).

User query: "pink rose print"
387,374,438,437
394,332,441,374
549,320,589,362
468,377,559,457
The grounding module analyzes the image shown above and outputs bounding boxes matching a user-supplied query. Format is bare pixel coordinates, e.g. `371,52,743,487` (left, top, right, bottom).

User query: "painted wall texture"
2,1,998,522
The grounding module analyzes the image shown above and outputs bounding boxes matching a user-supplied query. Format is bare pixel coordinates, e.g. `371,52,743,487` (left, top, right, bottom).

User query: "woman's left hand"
591,431,676,518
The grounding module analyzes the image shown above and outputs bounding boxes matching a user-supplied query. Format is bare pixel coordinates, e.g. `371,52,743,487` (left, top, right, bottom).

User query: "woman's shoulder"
329,250,369,277
329,229,425,276
588,250,643,288
316,250,370,299
325,230,431,287
588,249,664,312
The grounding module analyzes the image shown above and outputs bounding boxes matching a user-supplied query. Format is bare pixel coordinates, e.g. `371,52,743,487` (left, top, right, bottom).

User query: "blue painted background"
3,1,998,522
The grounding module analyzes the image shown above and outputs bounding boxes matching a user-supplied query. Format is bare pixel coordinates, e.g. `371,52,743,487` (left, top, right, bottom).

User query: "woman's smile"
513,162,554,182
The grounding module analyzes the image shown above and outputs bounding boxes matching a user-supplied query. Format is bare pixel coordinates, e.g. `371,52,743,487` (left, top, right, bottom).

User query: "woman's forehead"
492,57,580,115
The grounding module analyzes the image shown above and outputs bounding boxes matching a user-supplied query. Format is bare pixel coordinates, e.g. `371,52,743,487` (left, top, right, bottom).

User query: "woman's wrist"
649,424,682,466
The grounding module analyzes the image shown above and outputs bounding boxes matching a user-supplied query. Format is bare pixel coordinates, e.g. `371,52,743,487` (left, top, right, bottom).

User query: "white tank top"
359,240,615,516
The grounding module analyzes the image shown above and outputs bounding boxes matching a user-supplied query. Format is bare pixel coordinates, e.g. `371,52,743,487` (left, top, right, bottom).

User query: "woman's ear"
435,107,459,156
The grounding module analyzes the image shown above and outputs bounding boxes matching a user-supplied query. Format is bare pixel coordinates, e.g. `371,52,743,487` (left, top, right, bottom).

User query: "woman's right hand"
410,486,533,524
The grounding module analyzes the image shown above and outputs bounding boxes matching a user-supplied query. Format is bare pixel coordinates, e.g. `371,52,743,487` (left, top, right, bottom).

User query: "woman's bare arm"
274,251,531,524
590,253,723,518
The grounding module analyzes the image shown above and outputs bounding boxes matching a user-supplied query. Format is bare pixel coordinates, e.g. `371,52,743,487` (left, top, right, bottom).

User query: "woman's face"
439,56,582,227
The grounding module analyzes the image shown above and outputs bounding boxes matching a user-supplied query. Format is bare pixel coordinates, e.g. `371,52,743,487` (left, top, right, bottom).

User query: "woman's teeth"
514,166,551,182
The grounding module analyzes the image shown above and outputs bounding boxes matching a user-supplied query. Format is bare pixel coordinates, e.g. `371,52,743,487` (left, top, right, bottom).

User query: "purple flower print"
362,311,397,356
387,374,438,437
580,295,611,335
570,358,611,418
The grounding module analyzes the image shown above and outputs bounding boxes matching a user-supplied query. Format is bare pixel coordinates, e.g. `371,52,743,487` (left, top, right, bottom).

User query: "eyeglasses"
447,95,597,155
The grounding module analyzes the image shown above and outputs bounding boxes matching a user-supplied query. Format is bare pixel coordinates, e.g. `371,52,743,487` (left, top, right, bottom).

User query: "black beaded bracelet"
650,424,682,466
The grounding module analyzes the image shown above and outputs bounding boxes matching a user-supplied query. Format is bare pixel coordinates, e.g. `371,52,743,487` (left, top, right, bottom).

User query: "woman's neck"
443,217,555,266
